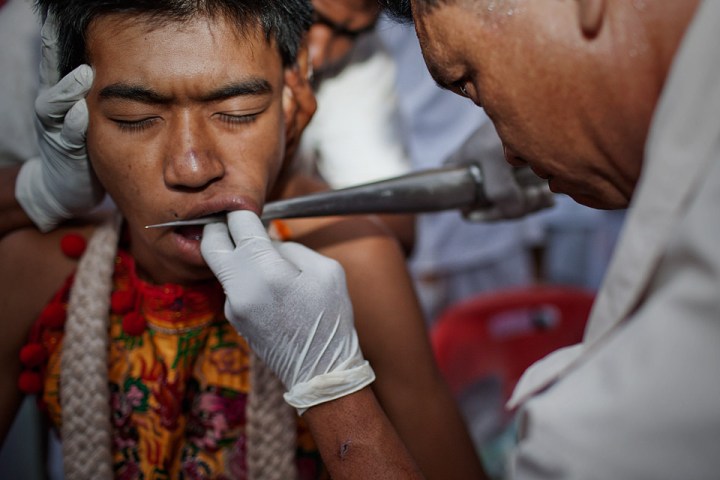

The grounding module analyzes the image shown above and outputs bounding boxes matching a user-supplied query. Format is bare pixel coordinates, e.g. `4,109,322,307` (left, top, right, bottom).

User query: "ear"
281,40,317,161
282,42,315,124
578,0,606,38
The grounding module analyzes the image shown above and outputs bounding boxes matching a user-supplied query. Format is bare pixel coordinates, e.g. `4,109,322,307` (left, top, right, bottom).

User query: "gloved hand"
444,120,554,221
15,15,102,232
201,210,375,414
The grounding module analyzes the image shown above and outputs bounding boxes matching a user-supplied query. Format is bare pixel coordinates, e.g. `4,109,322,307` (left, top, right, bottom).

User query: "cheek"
247,107,286,189
86,120,156,211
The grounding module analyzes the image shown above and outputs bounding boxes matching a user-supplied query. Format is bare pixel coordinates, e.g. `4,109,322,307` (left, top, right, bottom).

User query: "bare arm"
0,165,35,239
303,387,424,479
0,226,91,445
290,215,486,479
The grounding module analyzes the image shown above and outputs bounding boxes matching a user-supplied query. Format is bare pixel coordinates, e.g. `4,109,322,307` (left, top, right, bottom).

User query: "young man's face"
85,13,292,284
413,0,651,210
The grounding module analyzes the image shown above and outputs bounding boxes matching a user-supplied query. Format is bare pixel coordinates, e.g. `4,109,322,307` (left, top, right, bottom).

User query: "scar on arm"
339,440,351,460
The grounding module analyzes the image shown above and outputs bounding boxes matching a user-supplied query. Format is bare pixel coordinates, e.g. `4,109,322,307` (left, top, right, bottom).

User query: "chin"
568,191,629,210
144,260,216,286
130,230,215,286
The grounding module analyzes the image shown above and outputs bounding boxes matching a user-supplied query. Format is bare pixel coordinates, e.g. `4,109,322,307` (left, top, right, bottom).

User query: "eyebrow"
98,78,274,104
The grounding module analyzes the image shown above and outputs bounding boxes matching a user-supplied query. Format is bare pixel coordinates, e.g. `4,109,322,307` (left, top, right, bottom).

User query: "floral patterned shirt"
21,243,326,480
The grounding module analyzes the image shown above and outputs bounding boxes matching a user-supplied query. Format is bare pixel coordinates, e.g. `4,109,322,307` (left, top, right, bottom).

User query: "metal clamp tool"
145,164,553,229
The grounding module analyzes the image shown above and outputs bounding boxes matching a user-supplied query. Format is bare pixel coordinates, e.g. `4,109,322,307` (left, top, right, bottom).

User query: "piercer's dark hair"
35,0,312,77
379,0,455,23
378,0,412,22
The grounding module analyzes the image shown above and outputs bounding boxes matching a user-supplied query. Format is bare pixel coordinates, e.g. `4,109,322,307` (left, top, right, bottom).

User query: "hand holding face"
15,14,104,232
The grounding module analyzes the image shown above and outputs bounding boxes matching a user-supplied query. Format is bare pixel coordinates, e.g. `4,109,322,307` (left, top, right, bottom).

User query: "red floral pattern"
20,234,326,479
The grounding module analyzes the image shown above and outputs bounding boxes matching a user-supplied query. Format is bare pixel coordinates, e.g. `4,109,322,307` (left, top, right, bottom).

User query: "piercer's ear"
578,0,606,38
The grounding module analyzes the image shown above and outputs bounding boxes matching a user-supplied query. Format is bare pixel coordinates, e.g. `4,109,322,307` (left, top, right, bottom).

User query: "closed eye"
113,117,160,132
217,113,259,125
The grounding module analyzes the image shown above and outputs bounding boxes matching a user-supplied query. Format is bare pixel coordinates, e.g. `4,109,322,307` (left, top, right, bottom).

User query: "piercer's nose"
163,114,225,190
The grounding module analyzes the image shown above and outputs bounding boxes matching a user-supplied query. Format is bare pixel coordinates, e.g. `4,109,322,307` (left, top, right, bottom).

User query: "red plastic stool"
432,285,595,412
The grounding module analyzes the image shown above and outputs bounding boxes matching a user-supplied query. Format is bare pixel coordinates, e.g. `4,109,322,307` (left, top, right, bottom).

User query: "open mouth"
175,224,204,242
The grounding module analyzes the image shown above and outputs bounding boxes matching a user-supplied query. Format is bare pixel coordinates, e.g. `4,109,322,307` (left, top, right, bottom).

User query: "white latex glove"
15,14,102,232
201,210,375,414
444,120,554,221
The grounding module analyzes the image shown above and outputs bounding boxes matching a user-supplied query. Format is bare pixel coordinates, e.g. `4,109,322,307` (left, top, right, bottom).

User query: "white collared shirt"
507,2,720,478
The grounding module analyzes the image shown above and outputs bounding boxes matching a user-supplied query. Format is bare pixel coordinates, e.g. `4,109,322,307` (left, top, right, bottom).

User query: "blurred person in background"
300,0,537,327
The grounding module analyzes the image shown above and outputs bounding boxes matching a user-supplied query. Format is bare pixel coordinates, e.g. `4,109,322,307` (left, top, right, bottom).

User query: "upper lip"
171,194,261,224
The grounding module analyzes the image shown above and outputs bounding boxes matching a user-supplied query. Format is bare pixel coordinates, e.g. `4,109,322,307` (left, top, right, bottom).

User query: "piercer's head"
382,0,699,209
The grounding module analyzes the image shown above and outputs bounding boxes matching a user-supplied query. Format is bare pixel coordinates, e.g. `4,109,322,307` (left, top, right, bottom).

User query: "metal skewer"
145,164,549,229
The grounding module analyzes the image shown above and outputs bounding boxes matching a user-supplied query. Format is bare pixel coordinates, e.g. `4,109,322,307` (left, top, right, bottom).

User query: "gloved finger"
226,209,269,241
275,241,343,278
275,241,352,303
39,13,61,88
36,65,94,124
226,210,300,276
200,221,235,257
201,221,267,298
61,98,89,148
202,217,278,312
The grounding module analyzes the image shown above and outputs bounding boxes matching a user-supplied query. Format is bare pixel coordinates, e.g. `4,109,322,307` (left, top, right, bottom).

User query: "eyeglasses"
311,10,377,40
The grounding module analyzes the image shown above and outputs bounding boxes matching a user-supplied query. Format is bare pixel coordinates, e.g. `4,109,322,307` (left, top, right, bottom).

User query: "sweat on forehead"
35,0,312,76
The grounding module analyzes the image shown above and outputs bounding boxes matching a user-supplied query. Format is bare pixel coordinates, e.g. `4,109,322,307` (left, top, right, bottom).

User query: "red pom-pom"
60,234,87,259
19,344,47,367
111,290,136,314
39,303,66,329
122,312,147,337
18,371,43,394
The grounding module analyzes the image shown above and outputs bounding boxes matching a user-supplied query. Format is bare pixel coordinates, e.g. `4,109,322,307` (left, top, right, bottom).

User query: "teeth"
192,234,202,241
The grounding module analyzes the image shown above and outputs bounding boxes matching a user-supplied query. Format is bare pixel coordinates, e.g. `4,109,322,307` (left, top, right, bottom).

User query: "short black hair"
380,0,461,23
379,0,413,21
35,0,312,77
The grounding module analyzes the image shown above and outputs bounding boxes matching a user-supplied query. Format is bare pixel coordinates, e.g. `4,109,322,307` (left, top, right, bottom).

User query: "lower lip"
171,229,206,265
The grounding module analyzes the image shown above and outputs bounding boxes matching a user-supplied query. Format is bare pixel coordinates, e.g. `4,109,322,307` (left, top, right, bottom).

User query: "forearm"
0,165,35,238
303,387,424,479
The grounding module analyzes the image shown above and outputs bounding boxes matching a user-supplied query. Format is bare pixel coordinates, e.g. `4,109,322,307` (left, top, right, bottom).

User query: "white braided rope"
247,352,298,480
60,214,297,479
60,213,121,480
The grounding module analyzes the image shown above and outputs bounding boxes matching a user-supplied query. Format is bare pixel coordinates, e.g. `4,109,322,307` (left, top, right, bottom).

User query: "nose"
163,113,225,190
503,145,527,167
